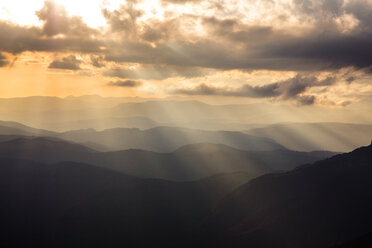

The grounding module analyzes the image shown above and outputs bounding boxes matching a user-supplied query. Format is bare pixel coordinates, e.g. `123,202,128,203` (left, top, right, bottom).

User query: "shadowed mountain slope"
331,232,372,248
0,158,252,248
202,142,372,248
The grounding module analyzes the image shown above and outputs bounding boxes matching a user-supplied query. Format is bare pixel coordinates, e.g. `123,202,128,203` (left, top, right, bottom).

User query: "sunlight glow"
0,0,168,28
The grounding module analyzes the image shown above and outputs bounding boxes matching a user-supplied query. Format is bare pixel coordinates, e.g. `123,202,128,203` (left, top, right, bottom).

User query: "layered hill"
246,122,372,152
0,121,283,152
58,126,285,152
0,137,336,181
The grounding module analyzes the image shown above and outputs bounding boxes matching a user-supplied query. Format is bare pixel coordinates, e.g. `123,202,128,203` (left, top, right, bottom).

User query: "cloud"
296,95,316,105
292,0,344,17
172,75,337,105
162,0,204,4
102,3,144,36
104,64,210,80
97,0,372,72
345,0,372,31
0,53,9,67
0,2,103,54
107,79,142,87
48,55,82,70
90,55,105,68
36,1,97,37
2,0,372,73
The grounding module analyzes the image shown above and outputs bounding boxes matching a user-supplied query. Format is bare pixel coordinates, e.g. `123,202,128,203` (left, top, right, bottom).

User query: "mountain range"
0,120,284,152
1,96,371,132
0,136,336,180
246,122,372,152
2,139,372,247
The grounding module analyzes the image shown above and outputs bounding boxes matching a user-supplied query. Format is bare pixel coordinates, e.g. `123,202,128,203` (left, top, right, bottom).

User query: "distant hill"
47,116,160,131
202,142,372,248
0,121,283,152
0,158,251,247
0,120,54,136
0,137,336,181
2,97,371,131
246,122,372,152
58,126,285,152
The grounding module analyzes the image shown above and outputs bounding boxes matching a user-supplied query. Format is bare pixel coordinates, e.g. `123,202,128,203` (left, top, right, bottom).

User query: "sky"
0,0,372,108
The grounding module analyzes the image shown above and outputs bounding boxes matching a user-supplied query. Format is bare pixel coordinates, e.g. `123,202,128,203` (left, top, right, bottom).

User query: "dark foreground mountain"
0,158,251,248
201,142,372,248
0,136,336,180
331,232,372,248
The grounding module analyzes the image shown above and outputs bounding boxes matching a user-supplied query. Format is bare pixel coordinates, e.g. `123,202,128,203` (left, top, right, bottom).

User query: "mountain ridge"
0,136,337,181
201,141,372,248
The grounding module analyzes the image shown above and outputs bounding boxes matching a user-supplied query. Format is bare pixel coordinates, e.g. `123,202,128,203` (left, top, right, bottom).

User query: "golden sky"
0,0,372,107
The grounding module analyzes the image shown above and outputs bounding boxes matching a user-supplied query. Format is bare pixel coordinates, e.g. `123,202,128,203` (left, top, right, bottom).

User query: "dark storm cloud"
48,55,82,70
293,0,344,17
345,0,372,31
198,12,372,70
264,32,372,70
0,53,9,67
0,21,102,54
172,75,336,105
101,12,372,72
107,79,142,87
2,0,372,76
97,0,372,72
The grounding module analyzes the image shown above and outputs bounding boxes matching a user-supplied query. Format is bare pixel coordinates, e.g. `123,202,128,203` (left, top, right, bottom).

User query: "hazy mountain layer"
58,126,285,152
0,120,284,152
246,122,372,152
0,136,336,181
1,97,371,131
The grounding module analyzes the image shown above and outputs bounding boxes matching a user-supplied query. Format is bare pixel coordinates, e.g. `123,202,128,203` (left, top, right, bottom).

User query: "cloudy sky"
0,0,372,107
